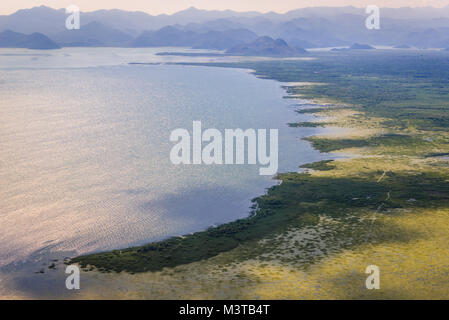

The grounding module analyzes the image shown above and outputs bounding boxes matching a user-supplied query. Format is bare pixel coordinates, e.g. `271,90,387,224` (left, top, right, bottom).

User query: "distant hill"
349,43,375,50
132,26,258,50
331,43,375,52
192,29,258,49
404,28,449,49
53,21,133,47
0,30,60,49
226,36,307,57
0,6,67,35
132,26,200,47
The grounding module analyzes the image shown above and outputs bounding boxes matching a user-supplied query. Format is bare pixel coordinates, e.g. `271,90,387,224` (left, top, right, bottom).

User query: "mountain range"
0,29,60,49
2,5,449,51
132,25,258,49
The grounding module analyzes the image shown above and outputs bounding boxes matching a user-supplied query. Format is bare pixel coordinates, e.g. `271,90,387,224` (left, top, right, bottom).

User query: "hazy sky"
1,0,448,15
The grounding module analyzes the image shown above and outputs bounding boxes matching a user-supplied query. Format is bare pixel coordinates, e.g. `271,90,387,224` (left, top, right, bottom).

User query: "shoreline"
69,76,340,273
66,52,449,299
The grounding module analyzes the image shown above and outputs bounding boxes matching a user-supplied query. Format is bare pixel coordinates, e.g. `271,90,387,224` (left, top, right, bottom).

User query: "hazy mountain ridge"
0,29,60,49
132,25,258,49
226,36,307,56
2,5,449,50
53,21,133,47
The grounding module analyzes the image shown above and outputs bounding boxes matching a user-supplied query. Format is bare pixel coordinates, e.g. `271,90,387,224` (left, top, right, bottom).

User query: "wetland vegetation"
71,50,449,298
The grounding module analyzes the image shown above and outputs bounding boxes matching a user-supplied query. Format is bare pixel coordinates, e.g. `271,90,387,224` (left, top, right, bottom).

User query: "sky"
1,0,448,15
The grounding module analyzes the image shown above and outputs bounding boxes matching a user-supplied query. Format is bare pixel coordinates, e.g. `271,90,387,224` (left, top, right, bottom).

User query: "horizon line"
2,4,449,16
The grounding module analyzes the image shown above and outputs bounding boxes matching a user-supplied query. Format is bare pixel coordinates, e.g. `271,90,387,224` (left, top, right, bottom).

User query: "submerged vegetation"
73,50,449,298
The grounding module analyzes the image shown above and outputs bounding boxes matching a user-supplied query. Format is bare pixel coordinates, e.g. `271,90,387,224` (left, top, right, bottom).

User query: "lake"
0,47,331,297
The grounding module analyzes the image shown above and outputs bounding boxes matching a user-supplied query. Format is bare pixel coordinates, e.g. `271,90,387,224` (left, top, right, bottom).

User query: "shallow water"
0,47,332,297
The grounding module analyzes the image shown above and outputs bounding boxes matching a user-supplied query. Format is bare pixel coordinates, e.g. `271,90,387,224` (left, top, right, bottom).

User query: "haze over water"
0,48,331,296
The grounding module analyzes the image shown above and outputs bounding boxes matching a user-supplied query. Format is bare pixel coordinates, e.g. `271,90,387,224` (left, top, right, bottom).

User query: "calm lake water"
0,47,331,297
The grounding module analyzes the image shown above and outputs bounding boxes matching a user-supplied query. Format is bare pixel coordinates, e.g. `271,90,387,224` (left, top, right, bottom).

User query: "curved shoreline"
60,52,449,299
69,69,339,273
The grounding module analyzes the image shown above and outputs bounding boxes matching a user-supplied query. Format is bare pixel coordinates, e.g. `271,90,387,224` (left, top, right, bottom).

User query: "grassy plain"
72,50,449,299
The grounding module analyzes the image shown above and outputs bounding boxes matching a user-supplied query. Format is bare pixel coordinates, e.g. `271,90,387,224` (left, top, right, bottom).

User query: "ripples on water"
0,48,330,297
